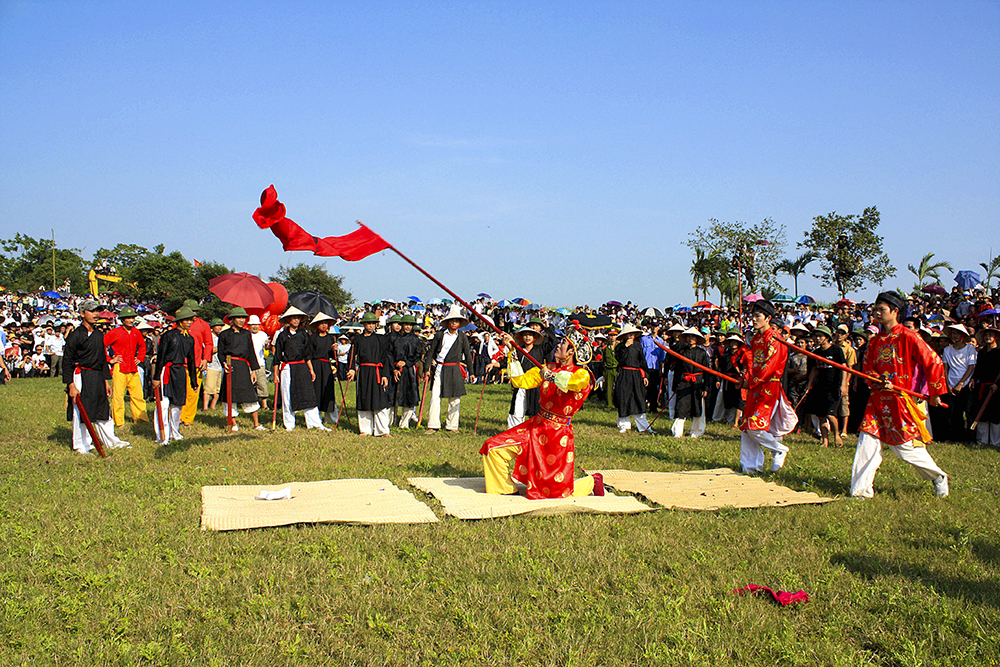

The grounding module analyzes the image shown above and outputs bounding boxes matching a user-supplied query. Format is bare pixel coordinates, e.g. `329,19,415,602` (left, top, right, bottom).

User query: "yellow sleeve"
565,368,591,392
511,366,543,389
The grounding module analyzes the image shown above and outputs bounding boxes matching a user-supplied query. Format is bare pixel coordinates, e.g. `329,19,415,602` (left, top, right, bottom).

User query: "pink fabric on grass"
733,585,809,606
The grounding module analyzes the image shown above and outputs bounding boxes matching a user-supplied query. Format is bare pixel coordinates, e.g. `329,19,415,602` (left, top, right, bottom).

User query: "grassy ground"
2,378,999,666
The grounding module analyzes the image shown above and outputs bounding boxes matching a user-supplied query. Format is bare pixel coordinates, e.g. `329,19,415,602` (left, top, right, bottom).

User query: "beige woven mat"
590,468,837,511
200,479,439,531
407,477,654,520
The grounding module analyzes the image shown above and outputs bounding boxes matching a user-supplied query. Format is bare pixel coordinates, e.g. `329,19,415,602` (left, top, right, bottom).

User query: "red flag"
193,259,203,267
253,185,389,261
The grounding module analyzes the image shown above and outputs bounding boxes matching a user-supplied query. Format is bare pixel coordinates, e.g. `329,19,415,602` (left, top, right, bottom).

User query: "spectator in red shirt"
104,306,148,426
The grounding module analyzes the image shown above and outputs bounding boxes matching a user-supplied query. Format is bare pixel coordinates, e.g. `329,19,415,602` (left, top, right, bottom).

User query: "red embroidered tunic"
740,327,788,432
479,362,591,499
860,324,946,445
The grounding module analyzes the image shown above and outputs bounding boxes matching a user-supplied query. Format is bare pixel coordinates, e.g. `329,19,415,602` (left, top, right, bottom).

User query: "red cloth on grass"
734,585,809,606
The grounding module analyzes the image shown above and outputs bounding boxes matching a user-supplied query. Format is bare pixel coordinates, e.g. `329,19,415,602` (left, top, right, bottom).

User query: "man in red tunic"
850,291,949,498
480,329,604,499
739,301,798,473
104,306,148,427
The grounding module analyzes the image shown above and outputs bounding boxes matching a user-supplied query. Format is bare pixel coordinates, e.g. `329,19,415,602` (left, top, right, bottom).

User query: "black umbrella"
287,291,339,318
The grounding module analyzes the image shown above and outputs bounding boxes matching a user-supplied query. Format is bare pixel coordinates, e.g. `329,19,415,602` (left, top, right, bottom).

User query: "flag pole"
371,224,546,370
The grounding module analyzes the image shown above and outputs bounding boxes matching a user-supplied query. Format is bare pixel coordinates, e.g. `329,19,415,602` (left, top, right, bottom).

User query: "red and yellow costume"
860,324,946,445
740,327,791,433
480,360,595,499
104,325,148,426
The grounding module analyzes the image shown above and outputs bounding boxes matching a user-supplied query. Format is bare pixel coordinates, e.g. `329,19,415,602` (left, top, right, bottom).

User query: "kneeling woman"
480,329,604,499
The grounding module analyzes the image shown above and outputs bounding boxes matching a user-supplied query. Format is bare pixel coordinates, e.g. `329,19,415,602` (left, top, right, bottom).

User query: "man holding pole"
216,307,265,431
850,291,949,498
739,301,797,474
64,299,130,454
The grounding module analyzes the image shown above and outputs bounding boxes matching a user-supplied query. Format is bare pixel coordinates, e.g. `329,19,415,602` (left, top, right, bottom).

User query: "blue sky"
2,1,997,307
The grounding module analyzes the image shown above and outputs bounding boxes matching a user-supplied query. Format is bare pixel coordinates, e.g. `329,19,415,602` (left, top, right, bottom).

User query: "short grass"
2,378,1000,666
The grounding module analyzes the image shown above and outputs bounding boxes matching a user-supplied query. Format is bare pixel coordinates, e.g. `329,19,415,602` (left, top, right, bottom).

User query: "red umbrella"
513,298,530,306
97,310,115,319
922,284,947,296
208,272,275,310
835,298,855,307
692,300,717,309
743,293,764,303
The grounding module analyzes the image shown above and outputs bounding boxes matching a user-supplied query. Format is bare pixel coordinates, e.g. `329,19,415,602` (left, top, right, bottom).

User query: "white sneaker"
254,425,267,431
934,474,949,498
771,451,787,472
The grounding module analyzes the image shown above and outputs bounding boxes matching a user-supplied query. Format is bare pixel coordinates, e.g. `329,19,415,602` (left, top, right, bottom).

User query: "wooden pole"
226,355,234,429
73,393,107,458
473,375,488,435
970,369,1000,430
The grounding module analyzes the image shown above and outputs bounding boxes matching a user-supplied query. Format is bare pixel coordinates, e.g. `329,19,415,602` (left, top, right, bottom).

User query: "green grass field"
2,378,999,666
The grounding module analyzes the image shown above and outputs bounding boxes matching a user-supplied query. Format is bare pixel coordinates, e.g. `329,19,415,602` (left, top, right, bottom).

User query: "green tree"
800,207,895,298
0,233,87,293
130,249,196,312
907,252,953,293
980,254,1000,290
689,248,727,302
269,263,352,311
190,261,234,321
776,252,817,297
686,217,787,294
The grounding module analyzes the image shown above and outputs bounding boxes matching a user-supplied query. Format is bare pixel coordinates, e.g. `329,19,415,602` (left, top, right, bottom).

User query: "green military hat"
174,306,196,321
229,306,249,318
388,314,402,323
183,299,201,312
812,325,833,340
400,314,417,325
528,317,546,327
360,312,379,323
209,318,225,327
118,306,139,319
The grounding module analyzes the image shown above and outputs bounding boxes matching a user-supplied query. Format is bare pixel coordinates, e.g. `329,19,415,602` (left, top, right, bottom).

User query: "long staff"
416,368,431,427
971,368,1000,430
651,339,739,384
776,337,947,407
153,381,165,443
73,393,107,458
374,228,546,371
226,355,234,429
334,346,354,431
271,360,280,430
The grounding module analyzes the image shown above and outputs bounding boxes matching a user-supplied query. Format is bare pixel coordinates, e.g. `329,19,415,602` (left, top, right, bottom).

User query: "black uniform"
274,328,318,412
63,324,113,422
509,344,542,418
804,344,846,417
310,331,338,413
217,326,261,404
425,330,472,398
351,332,392,411
392,331,423,408
613,342,648,418
154,328,198,403
672,343,710,419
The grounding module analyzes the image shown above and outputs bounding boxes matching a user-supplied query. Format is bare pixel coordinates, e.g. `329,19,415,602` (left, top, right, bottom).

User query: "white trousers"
666,370,676,418
618,413,651,433
358,409,391,436
976,422,1000,447
398,406,416,429
712,391,725,422
740,430,789,473
507,388,527,429
323,404,341,424
428,366,461,430
850,431,947,498
280,367,322,430
71,373,128,453
671,402,706,438
154,398,182,444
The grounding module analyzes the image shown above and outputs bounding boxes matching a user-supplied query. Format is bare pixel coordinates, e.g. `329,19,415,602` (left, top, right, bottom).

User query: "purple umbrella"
606,300,623,307
743,293,764,303
922,284,947,296
477,293,492,299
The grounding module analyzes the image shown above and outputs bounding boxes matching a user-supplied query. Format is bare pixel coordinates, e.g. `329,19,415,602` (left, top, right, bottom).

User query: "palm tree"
908,252,953,292
714,275,739,307
980,254,1000,290
776,252,816,297
690,247,724,302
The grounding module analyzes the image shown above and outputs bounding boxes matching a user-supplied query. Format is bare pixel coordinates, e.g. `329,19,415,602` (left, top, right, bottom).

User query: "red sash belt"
74,364,98,374
360,362,382,383
682,372,702,383
540,408,572,425
314,358,330,363
442,362,468,379
622,366,646,379
282,359,307,373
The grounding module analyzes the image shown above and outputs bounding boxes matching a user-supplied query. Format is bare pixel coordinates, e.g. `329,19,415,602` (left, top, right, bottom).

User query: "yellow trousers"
181,373,202,424
483,444,595,496
111,366,148,427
